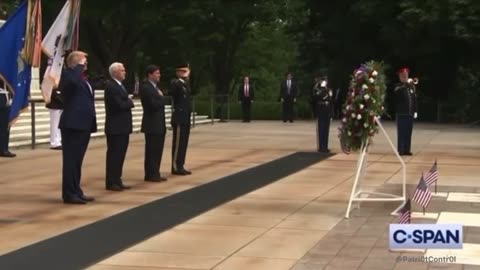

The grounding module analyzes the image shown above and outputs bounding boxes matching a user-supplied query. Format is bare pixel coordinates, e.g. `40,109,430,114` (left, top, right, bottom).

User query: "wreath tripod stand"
345,117,407,218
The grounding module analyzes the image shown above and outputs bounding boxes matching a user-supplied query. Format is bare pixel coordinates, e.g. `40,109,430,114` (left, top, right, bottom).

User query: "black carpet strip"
0,151,332,270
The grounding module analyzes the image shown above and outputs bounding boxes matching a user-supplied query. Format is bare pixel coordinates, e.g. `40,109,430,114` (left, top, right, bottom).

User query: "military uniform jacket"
312,82,333,116
394,82,417,116
169,77,192,126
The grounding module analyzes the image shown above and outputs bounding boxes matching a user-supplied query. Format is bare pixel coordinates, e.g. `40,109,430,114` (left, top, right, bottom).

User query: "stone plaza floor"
0,120,479,270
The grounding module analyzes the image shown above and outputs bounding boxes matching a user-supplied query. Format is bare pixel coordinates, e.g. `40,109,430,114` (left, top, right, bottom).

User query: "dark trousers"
241,100,251,122
106,134,129,187
144,133,165,180
0,108,10,152
171,122,190,171
61,128,91,200
397,115,414,154
316,110,330,151
282,100,294,122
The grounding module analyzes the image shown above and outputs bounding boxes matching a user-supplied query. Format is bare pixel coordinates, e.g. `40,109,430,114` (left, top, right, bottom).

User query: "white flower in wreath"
369,78,375,83
346,105,351,110
381,106,385,110
342,117,347,123
372,98,376,104
362,84,368,90
351,91,355,97
357,114,362,120
364,94,370,100
364,122,369,128
359,104,364,110
372,70,378,77
348,131,352,136
369,111,375,116
351,113,356,118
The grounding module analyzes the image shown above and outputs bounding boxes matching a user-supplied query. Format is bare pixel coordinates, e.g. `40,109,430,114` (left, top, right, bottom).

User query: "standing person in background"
238,75,254,123
140,65,168,182
279,72,297,123
0,80,15,158
104,62,134,191
394,67,418,156
170,63,193,176
59,51,97,204
46,85,63,150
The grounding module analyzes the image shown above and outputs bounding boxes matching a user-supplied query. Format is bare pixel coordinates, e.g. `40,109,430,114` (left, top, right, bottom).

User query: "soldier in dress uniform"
394,67,418,156
312,74,333,153
169,63,192,175
0,80,15,157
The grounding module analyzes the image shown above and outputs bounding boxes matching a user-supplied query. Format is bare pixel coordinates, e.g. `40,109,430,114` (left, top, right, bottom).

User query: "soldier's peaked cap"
397,67,410,74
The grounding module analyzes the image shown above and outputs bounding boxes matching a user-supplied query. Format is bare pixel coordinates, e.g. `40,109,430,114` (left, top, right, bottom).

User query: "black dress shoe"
145,177,167,182
183,169,192,175
405,152,413,156
50,146,62,150
106,185,123,191
319,149,331,153
0,151,16,158
63,197,87,204
80,195,95,202
172,170,188,176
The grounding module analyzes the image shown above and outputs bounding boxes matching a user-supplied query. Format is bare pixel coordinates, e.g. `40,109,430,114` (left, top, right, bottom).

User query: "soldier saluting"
169,63,193,175
394,67,418,156
312,74,333,153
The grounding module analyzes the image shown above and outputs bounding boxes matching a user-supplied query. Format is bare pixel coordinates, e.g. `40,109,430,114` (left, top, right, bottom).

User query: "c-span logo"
389,224,463,249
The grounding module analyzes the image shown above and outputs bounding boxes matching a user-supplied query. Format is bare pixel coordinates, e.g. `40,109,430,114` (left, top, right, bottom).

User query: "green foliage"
339,61,387,153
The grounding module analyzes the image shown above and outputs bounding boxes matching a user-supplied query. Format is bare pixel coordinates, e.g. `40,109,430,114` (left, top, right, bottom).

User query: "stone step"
9,118,217,148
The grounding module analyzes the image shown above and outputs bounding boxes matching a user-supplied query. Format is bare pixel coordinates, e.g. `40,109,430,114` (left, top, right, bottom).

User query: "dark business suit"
0,84,11,155
59,64,97,201
140,81,167,180
238,83,254,122
104,79,134,188
280,80,297,122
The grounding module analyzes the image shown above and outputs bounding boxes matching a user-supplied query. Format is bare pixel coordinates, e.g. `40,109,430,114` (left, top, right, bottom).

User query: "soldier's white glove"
414,112,418,119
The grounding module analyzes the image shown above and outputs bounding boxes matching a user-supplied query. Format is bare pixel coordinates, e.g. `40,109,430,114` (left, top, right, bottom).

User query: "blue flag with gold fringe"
0,1,32,125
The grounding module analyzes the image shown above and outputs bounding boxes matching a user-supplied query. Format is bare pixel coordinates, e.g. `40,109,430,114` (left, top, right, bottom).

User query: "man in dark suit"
169,63,192,176
140,65,168,181
59,51,97,204
0,80,15,158
238,75,254,122
104,62,134,191
279,72,297,123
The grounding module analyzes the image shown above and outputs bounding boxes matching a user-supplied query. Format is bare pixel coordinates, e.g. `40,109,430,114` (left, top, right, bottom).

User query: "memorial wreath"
338,61,387,153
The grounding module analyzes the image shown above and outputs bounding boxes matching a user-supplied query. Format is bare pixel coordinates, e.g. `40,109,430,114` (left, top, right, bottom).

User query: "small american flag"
424,160,438,186
397,199,411,224
412,176,432,208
